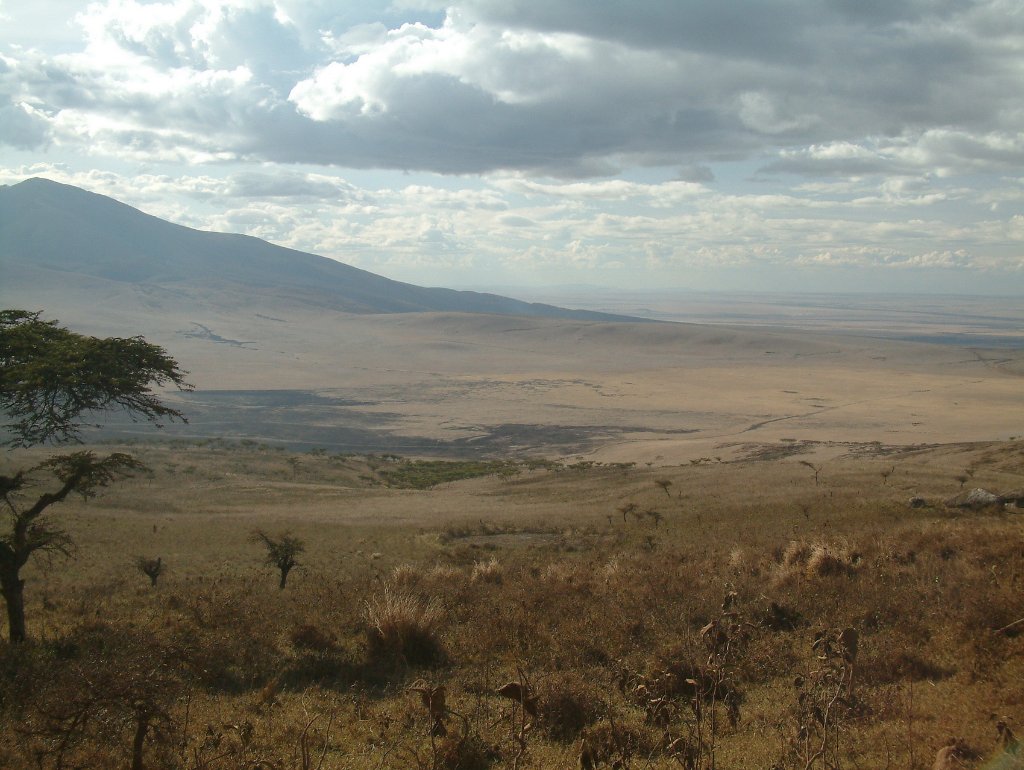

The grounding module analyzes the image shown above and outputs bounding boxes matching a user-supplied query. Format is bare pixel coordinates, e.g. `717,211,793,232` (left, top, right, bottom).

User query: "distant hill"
0,178,635,321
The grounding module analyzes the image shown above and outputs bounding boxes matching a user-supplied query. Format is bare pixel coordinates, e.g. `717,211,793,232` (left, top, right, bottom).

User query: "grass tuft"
364,586,446,667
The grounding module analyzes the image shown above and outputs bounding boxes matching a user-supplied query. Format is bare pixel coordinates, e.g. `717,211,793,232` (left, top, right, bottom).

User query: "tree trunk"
279,567,290,590
0,571,27,643
131,712,149,770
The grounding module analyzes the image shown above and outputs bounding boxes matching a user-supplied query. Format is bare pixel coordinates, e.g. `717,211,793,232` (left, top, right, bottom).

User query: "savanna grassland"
2,437,1023,770
6,185,1024,770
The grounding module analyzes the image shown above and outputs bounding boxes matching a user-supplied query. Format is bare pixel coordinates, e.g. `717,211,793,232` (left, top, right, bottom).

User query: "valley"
2,178,1023,769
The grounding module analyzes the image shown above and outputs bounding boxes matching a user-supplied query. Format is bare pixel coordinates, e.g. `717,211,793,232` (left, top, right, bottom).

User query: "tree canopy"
0,309,190,642
252,529,305,589
0,309,191,447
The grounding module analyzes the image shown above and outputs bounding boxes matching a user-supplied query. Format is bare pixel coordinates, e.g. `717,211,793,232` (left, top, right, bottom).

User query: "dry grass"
363,585,446,668
470,557,504,584
0,438,1023,768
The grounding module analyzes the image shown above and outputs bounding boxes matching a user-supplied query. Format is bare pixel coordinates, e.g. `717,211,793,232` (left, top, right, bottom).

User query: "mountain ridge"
0,178,639,321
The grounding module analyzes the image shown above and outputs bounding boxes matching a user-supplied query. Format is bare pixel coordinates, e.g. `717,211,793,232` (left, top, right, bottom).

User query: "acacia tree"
252,529,304,589
135,556,164,587
0,309,190,642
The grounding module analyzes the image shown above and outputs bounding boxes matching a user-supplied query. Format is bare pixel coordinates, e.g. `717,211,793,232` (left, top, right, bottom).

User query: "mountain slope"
0,178,634,320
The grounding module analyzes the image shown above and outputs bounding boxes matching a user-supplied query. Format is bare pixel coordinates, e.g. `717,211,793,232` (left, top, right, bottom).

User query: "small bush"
782,540,813,567
806,543,855,577
538,561,581,585
471,557,504,584
580,719,658,768
392,563,422,587
434,733,499,770
859,650,954,685
282,649,356,689
364,586,446,667
433,563,463,577
290,623,337,653
539,673,602,742
773,540,859,585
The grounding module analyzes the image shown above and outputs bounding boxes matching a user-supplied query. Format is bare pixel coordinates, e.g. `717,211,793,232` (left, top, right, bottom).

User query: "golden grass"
1,438,1023,768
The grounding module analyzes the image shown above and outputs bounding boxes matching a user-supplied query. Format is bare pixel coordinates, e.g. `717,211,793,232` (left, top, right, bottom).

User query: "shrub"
15,625,183,770
429,564,464,580
470,557,504,584
580,719,658,769
539,673,602,742
773,539,859,585
859,650,953,685
392,563,422,587
434,733,499,770
806,542,859,578
364,586,446,667
290,623,337,653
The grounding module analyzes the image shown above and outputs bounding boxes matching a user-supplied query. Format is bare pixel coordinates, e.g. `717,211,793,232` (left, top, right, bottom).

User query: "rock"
932,738,971,770
909,496,928,508
946,488,1001,510
999,489,1024,507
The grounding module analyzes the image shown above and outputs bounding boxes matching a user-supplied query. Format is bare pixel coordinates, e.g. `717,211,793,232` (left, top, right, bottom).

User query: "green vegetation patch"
374,458,523,489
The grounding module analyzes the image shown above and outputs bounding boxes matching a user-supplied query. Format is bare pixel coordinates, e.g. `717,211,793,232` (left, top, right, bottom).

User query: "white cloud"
2,0,1021,178
5,161,1020,287
1,1,1023,292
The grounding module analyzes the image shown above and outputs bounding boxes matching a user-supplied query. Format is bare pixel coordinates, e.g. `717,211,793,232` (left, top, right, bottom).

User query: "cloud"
764,131,1024,179
0,99,52,149
494,178,707,205
5,162,1021,287
2,1,1023,292
0,0,1018,180
497,214,534,227
0,54,53,149
225,170,362,200
795,247,976,271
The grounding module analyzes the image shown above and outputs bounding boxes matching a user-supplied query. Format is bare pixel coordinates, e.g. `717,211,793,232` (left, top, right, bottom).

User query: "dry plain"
2,290,1024,769
25,283,1021,462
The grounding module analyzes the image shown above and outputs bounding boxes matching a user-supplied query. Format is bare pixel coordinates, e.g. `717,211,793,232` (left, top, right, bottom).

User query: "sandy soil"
5,279,1022,462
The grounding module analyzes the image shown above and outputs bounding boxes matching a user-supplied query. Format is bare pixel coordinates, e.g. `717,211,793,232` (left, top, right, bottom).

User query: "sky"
1,0,1023,294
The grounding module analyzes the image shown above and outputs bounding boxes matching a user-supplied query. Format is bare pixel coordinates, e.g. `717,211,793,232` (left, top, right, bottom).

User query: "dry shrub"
859,650,953,685
728,546,767,578
392,563,422,587
538,672,603,742
364,586,446,667
601,558,622,583
727,546,747,574
956,575,1024,678
428,564,464,582
284,623,355,688
471,557,504,584
167,586,283,692
538,560,581,585
434,733,499,770
782,540,813,567
579,718,658,768
13,624,183,770
773,539,859,585
959,577,1024,636
806,542,856,578
290,623,337,653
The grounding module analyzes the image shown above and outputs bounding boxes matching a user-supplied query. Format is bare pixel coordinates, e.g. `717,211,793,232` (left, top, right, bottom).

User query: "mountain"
0,178,634,321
